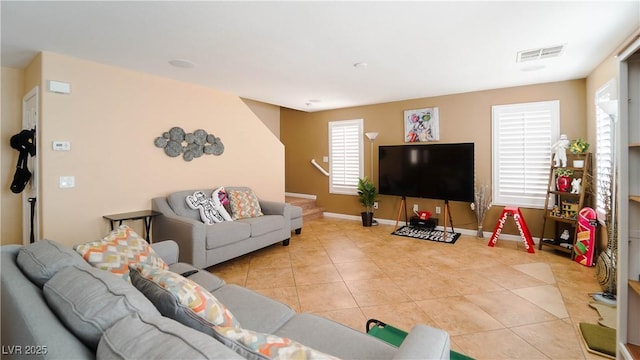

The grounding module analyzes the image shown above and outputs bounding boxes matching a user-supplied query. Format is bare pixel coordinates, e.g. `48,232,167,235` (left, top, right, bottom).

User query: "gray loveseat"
1,240,451,360
152,187,292,269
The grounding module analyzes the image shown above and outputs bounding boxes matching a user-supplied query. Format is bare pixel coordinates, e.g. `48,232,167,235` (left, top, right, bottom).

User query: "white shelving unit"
617,39,640,360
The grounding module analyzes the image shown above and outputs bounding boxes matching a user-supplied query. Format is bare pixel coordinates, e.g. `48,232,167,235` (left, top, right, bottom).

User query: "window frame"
491,100,560,208
595,79,616,223
328,119,364,195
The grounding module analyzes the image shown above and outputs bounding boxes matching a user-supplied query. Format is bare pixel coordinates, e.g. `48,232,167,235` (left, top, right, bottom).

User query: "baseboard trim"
323,212,524,242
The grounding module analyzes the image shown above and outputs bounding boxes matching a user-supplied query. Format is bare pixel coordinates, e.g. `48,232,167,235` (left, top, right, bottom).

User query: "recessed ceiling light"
353,62,368,69
169,59,196,68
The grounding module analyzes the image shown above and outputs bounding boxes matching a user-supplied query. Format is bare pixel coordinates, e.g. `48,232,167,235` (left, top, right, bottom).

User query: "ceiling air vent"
517,45,565,62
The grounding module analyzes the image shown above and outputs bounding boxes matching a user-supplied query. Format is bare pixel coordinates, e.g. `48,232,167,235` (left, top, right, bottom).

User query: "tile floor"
208,217,607,360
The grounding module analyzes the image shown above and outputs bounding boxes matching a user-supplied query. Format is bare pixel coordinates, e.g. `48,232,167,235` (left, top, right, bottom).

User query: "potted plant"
555,168,573,192
570,138,590,154
570,138,589,167
357,177,378,227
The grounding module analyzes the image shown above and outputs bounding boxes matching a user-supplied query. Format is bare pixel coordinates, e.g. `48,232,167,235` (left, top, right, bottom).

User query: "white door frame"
22,86,40,245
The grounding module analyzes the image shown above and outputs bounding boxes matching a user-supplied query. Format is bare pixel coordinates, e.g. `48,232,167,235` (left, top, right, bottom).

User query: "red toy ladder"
487,206,535,253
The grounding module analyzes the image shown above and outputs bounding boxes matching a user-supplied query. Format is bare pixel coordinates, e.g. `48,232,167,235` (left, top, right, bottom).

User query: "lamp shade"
365,132,379,141
598,100,618,119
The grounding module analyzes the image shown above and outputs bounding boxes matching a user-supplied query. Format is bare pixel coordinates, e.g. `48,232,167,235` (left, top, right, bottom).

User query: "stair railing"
311,159,329,177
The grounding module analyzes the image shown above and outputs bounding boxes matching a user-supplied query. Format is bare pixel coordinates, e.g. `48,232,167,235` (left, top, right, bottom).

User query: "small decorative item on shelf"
550,205,561,217
570,138,590,154
570,178,582,194
551,134,570,167
555,168,574,192
470,184,492,238
562,200,579,219
570,138,589,167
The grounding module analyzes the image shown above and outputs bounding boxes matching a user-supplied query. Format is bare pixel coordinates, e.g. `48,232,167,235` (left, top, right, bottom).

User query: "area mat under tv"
391,226,460,244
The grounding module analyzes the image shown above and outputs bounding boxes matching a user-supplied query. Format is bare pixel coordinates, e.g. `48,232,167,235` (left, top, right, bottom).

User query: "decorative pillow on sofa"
17,239,90,287
186,190,226,224
213,186,233,221
227,188,264,220
129,263,241,336
43,264,160,350
213,326,339,360
74,225,168,281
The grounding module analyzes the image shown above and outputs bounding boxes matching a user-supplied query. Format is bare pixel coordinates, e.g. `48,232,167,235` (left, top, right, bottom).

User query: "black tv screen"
378,143,475,202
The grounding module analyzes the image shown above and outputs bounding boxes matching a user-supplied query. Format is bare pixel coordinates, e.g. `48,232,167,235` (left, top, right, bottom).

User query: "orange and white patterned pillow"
227,189,263,220
214,326,339,360
130,263,240,329
74,225,168,281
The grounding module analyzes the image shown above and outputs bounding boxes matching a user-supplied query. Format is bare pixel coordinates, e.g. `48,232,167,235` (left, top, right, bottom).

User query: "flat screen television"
378,143,474,202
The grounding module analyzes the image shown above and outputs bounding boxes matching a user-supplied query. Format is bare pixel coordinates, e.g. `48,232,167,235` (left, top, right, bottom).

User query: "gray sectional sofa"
1,239,451,360
152,187,294,269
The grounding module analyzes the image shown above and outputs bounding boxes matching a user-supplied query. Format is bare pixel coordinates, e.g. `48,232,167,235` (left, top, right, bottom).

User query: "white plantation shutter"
492,100,559,208
595,80,615,219
328,119,364,195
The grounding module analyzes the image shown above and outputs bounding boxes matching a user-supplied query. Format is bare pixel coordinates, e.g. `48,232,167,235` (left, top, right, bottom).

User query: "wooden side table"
103,210,161,242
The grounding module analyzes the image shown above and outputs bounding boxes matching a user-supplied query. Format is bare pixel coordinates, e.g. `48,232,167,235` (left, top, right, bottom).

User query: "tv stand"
442,199,456,239
394,196,410,231
395,197,456,238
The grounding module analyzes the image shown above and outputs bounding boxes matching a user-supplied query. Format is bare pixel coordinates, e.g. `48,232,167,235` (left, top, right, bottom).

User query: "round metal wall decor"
154,127,225,161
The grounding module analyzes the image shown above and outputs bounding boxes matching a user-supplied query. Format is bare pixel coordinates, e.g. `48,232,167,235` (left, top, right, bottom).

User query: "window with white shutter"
492,100,560,208
595,79,616,221
328,119,364,195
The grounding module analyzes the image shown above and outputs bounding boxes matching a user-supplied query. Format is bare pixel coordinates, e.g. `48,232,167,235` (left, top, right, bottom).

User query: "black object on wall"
10,128,36,194
378,142,475,203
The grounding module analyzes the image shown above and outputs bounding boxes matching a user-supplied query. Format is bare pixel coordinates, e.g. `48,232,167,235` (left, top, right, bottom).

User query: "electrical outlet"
373,201,379,209
435,206,441,214
413,204,419,212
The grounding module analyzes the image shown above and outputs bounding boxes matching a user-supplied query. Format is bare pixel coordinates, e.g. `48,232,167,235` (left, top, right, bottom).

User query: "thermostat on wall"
47,80,71,94
52,141,71,151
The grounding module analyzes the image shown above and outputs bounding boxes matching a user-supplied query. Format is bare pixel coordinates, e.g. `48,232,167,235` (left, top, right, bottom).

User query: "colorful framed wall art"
404,107,439,142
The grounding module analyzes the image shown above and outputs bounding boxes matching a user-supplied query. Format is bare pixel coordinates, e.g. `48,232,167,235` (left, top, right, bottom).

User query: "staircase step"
285,196,316,210
285,195,323,221
303,207,324,221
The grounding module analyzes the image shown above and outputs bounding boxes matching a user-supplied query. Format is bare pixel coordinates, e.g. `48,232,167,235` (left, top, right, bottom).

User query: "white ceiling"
2,1,639,112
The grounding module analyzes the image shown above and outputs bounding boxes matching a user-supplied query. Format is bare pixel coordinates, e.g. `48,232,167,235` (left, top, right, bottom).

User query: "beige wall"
242,98,281,138
1,67,26,244
2,52,284,247
281,80,586,237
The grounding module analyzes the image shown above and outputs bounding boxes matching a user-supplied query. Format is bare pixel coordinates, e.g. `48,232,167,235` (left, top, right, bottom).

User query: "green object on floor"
366,319,473,360
579,322,616,358
367,320,407,347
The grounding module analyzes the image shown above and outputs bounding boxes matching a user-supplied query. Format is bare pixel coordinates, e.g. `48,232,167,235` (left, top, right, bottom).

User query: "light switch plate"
59,176,75,188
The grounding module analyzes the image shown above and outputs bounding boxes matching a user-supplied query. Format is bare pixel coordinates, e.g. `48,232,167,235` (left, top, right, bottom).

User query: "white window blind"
328,119,364,195
595,80,615,220
492,100,559,208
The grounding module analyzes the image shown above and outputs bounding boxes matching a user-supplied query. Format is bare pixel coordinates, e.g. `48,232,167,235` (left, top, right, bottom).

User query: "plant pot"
556,176,571,192
573,160,584,168
361,212,374,227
